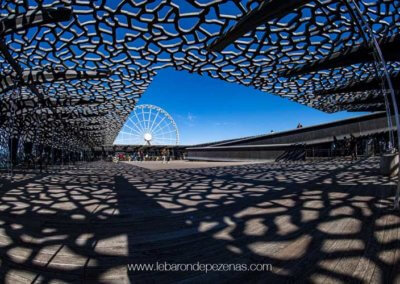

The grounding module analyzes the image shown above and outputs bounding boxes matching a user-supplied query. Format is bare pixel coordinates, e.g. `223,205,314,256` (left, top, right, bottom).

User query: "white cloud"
214,122,235,126
187,112,196,121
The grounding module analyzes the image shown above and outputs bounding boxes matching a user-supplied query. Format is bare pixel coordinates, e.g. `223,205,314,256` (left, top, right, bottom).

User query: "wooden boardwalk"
0,158,399,283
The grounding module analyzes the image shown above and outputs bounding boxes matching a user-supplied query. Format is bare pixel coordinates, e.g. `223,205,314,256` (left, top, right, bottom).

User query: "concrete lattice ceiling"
1,0,399,147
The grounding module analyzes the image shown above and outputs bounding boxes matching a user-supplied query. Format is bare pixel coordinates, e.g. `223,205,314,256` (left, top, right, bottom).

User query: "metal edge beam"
314,73,400,96
0,69,110,94
282,34,400,77
208,0,312,52
0,7,72,35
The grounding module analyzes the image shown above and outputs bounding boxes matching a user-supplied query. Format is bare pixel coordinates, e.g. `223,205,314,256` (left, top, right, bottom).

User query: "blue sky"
123,68,366,145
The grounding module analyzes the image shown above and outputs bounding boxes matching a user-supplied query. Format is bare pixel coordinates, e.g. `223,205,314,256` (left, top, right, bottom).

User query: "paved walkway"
122,160,261,170
0,158,399,283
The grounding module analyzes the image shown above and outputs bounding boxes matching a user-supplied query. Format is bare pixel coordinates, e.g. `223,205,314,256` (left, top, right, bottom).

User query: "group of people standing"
161,148,171,164
331,133,390,160
331,135,358,160
112,148,171,163
126,150,145,162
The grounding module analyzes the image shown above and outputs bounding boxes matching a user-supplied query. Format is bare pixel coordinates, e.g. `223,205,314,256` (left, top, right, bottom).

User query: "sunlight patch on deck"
122,160,262,170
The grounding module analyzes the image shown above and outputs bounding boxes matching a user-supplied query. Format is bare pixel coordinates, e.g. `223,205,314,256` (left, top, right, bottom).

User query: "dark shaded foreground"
0,158,399,283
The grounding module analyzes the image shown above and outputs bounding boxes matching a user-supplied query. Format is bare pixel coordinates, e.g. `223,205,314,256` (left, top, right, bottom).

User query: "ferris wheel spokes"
133,110,145,133
147,108,152,130
114,104,179,146
124,123,142,136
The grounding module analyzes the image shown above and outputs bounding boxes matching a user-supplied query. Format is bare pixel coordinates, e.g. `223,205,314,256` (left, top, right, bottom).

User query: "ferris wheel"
114,104,179,145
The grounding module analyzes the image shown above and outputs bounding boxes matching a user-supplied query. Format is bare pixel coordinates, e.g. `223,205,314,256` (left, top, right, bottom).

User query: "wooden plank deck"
0,158,399,283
